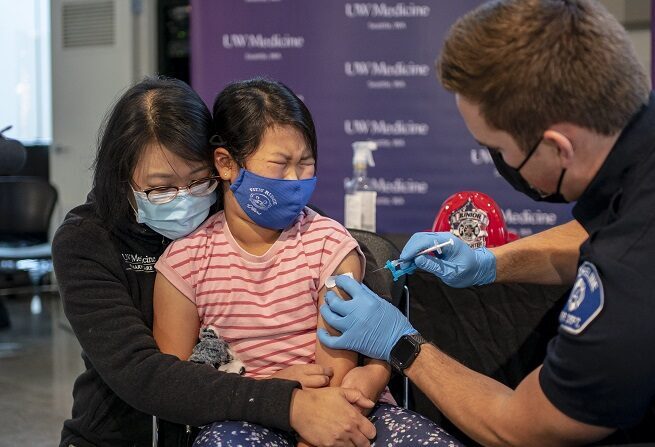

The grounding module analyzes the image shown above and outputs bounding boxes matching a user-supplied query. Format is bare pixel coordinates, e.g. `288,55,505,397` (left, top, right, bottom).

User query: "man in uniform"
318,0,655,445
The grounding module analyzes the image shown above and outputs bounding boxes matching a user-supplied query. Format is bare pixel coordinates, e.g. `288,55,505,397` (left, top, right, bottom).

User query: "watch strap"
390,332,427,375
410,333,427,345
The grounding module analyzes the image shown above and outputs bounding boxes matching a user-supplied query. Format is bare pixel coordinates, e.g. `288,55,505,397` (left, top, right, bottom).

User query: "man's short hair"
437,0,650,151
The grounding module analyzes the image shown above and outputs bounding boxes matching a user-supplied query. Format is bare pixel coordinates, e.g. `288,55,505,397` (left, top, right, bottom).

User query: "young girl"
153,78,463,446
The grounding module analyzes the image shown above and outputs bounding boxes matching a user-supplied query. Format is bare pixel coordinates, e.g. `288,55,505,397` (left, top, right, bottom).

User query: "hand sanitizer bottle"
344,141,377,232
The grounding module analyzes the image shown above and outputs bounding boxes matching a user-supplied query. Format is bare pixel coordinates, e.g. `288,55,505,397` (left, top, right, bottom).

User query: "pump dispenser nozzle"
352,141,377,169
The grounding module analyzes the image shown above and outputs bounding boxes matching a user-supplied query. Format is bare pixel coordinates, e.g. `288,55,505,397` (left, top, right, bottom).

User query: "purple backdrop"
191,0,572,235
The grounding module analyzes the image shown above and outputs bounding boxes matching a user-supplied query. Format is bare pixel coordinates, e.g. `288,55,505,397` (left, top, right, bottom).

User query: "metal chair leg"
403,285,410,410
152,415,158,447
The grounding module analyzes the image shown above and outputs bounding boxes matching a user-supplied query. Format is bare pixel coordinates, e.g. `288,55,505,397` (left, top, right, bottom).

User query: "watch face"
391,336,418,369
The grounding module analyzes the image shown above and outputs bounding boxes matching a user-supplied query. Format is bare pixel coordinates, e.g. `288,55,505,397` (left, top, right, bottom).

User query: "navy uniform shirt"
539,93,655,441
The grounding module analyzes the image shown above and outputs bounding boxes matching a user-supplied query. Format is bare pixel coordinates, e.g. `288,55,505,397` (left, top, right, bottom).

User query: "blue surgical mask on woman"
132,189,216,240
230,168,317,230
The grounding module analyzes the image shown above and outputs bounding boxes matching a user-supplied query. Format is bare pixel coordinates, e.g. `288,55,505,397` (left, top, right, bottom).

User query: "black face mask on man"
488,139,568,203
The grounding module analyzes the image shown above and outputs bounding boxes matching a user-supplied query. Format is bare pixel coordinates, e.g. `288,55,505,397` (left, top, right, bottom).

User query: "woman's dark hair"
211,77,317,167
93,76,213,225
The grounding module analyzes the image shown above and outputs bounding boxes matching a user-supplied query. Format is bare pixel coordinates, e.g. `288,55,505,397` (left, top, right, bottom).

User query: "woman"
52,76,375,447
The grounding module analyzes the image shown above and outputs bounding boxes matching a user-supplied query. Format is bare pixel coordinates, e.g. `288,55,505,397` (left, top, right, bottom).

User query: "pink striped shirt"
155,207,364,378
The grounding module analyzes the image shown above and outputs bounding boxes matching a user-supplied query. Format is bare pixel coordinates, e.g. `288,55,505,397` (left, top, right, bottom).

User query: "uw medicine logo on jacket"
121,253,157,273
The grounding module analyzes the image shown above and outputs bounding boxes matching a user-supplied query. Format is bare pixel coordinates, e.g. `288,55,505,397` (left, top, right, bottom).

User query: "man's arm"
398,220,586,288
492,219,587,285
406,344,614,447
318,275,615,446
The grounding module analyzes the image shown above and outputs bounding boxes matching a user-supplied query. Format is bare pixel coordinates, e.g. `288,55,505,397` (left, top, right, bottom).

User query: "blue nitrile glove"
400,232,496,288
317,274,416,361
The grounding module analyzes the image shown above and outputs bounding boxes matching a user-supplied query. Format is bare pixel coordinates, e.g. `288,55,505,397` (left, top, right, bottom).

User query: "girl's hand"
341,363,391,413
268,364,333,388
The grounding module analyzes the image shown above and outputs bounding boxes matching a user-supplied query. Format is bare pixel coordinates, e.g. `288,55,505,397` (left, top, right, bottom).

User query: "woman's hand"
290,387,376,447
268,364,333,389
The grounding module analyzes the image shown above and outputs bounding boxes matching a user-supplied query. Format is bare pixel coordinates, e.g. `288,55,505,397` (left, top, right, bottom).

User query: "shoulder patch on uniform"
559,261,604,335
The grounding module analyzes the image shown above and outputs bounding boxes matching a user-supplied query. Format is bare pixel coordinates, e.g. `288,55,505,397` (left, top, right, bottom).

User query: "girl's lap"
192,404,464,447
193,420,295,447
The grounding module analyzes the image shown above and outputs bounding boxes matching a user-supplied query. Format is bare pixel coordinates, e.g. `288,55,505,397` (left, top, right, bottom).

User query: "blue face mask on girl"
132,189,216,240
230,168,317,230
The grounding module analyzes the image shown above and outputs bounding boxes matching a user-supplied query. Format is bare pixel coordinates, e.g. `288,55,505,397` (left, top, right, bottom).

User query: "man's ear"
214,147,236,181
544,128,574,167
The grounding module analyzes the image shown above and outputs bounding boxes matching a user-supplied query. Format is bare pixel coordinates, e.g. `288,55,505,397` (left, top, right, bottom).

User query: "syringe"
388,238,455,269
373,238,456,281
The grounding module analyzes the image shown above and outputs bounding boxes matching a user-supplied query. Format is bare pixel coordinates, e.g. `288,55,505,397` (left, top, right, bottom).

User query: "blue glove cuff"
474,247,496,285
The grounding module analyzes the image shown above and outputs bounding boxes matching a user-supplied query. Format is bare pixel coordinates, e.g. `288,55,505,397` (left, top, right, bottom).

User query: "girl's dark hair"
211,77,317,167
93,76,213,225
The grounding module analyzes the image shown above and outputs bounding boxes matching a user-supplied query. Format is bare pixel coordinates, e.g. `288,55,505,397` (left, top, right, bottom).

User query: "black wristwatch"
389,333,427,375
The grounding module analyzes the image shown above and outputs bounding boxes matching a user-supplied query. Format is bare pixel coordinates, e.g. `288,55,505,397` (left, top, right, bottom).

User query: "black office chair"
0,176,58,313
347,228,411,409
348,229,406,307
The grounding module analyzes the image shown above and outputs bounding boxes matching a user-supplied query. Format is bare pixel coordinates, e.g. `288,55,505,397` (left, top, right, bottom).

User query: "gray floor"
0,292,84,447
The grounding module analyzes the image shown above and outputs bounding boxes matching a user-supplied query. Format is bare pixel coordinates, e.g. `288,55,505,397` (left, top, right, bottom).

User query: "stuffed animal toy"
188,327,246,375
